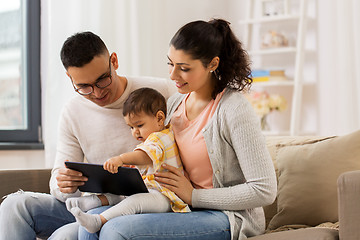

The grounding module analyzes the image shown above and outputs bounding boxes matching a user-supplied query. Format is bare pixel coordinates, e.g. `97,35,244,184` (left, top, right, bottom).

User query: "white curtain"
41,0,237,167
317,0,360,136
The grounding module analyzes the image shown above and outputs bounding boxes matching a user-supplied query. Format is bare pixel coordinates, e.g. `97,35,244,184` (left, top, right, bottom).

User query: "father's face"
67,53,121,107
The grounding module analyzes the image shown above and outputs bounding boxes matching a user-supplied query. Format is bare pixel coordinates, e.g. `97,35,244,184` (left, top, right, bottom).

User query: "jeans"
79,206,231,240
0,191,78,240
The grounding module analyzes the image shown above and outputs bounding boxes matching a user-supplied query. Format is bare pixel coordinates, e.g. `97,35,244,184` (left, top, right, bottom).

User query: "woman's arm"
190,93,277,210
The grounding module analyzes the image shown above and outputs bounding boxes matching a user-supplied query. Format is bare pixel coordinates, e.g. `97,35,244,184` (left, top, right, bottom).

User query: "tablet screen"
65,162,148,195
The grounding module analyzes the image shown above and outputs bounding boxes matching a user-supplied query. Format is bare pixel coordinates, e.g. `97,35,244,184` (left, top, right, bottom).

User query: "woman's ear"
156,111,166,126
209,56,220,71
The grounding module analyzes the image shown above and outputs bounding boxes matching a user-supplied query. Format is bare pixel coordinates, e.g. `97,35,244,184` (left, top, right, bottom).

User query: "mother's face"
167,45,214,95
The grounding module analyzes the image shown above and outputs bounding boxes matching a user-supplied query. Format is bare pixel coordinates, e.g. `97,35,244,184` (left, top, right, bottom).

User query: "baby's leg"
65,195,102,212
103,193,126,205
70,207,104,233
71,190,170,233
66,194,125,212
67,193,126,233
101,189,171,221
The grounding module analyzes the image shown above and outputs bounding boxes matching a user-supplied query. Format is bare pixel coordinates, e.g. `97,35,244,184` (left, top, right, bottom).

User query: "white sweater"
166,89,277,240
50,76,176,201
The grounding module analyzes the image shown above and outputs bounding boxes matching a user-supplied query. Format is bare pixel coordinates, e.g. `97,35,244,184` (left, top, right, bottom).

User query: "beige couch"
1,130,360,239
249,130,360,240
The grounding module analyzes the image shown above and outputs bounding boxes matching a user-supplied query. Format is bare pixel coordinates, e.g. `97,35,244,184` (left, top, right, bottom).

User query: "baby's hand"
104,156,123,174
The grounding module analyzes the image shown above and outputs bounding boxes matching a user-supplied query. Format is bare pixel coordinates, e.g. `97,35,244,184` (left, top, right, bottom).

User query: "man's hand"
155,164,194,205
56,165,88,194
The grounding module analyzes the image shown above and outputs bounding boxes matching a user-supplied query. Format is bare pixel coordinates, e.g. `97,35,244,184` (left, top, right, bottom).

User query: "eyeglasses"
71,56,113,96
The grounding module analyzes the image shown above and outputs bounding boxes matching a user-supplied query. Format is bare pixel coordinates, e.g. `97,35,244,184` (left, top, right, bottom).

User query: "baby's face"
124,111,163,142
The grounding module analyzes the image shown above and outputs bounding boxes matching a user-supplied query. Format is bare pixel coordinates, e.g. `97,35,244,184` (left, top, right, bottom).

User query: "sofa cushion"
248,228,338,240
263,135,334,226
266,130,360,230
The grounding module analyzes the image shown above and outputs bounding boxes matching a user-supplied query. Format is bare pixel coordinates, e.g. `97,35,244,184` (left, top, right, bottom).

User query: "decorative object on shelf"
261,30,289,49
262,0,288,17
252,69,287,82
244,90,287,130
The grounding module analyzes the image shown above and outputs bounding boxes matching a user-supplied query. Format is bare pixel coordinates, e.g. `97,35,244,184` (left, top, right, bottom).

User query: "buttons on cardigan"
215,170,220,174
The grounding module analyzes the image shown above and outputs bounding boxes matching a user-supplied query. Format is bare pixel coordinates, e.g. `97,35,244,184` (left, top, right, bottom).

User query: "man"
0,31,175,239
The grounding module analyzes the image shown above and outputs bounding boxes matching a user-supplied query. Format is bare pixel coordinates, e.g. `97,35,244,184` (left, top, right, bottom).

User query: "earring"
210,70,213,73
213,70,220,81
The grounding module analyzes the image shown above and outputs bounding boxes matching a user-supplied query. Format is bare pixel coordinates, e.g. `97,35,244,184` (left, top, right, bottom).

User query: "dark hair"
60,31,108,69
123,88,167,117
170,18,252,98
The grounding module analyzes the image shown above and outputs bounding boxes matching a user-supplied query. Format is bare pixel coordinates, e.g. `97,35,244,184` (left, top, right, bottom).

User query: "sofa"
248,130,360,240
1,130,360,240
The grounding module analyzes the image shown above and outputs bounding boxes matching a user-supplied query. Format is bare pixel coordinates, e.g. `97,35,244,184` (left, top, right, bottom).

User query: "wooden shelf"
240,15,299,24
241,0,314,136
253,81,294,87
250,47,297,55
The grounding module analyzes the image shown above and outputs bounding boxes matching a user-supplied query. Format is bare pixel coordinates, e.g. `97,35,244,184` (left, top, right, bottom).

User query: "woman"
79,18,277,240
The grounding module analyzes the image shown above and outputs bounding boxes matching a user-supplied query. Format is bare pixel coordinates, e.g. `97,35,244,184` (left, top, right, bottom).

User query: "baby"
66,87,190,233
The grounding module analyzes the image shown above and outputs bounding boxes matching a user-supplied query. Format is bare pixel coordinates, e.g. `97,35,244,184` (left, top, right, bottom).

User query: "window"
0,0,42,149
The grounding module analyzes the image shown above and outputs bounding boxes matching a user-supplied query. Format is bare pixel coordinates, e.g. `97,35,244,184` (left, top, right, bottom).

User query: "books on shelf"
251,69,287,82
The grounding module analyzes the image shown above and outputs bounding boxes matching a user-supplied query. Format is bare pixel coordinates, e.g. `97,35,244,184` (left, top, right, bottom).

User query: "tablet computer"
65,162,148,196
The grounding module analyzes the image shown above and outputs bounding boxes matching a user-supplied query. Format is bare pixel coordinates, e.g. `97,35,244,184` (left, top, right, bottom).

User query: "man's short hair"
123,88,167,117
60,31,108,69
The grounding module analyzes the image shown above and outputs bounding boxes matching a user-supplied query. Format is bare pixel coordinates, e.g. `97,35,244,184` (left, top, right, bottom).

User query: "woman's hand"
155,164,194,205
57,163,88,194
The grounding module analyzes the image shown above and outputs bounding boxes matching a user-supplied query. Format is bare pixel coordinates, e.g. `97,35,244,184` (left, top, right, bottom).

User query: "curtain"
317,0,360,135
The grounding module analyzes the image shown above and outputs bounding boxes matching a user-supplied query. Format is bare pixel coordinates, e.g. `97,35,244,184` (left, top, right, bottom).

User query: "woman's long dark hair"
170,19,252,98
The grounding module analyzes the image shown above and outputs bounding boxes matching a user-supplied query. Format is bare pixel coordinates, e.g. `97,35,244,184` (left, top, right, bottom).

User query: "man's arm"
50,104,88,201
50,164,88,202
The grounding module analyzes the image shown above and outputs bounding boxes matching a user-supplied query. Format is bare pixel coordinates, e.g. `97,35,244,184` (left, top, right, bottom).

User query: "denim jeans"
79,206,231,240
0,191,78,240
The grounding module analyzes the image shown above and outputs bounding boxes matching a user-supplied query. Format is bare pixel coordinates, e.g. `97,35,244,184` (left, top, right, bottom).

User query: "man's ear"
110,52,119,70
156,111,166,125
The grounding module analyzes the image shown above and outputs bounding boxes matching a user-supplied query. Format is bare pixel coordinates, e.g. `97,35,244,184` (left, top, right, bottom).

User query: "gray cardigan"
166,89,277,240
